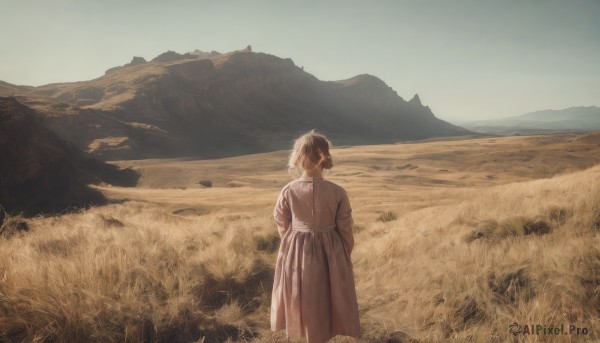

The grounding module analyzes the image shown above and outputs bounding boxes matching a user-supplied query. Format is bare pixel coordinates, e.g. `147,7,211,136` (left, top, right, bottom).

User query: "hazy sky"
0,0,598,121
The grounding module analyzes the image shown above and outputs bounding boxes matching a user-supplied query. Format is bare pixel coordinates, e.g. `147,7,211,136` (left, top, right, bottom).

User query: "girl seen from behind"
270,130,360,343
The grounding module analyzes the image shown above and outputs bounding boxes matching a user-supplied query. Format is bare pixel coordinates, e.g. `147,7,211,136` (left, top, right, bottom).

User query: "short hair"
288,129,333,176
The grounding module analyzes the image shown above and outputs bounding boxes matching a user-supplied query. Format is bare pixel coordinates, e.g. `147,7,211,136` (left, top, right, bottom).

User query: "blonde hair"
288,129,333,176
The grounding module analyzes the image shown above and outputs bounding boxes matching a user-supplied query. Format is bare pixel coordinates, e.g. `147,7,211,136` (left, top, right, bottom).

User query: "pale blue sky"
0,0,598,120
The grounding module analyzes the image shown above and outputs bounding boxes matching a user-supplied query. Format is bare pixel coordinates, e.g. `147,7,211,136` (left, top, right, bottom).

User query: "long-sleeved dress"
270,176,360,343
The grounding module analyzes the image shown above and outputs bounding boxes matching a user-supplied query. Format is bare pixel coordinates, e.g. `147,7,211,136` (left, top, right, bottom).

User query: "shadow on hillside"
0,96,140,219
0,163,139,218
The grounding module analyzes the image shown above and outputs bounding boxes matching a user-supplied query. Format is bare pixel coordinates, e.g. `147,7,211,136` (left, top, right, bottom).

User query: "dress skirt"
270,227,360,343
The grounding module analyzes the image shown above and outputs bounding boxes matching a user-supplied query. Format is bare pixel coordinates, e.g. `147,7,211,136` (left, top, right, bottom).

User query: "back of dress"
271,176,360,343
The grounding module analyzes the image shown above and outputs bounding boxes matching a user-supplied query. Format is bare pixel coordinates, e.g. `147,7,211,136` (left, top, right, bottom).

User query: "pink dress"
270,176,360,343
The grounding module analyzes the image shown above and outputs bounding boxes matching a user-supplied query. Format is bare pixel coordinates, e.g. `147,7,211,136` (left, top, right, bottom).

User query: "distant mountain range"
0,47,470,160
456,106,600,135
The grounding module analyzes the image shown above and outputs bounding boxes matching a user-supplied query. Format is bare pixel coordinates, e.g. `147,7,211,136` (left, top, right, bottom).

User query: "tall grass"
0,204,279,342
351,164,600,342
1,163,600,342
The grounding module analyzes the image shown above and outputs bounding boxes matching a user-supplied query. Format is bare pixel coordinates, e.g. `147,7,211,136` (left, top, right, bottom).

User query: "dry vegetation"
1,133,600,342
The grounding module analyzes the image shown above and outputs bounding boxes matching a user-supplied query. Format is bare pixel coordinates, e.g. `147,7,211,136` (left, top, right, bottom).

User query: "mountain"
0,48,471,160
0,97,138,216
457,106,600,135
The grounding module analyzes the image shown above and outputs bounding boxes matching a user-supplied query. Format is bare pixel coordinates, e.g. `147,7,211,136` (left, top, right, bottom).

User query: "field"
1,133,600,342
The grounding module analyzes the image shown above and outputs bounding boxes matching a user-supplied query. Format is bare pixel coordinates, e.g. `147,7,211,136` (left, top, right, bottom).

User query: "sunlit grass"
1,133,600,342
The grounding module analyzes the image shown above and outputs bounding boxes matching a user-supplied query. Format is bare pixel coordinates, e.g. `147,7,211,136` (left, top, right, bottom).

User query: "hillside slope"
0,97,138,215
1,49,471,159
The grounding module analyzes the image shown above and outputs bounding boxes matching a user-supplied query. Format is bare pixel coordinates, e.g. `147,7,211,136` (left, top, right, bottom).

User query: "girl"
270,130,360,343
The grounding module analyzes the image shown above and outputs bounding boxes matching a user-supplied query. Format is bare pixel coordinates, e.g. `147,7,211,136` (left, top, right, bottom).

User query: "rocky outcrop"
130,56,147,66
151,50,199,63
105,56,148,75
189,49,222,59
409,94,422,106
0,97,138,215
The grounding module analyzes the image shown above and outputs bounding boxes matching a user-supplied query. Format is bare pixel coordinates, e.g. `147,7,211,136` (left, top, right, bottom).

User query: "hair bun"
318,153,333,169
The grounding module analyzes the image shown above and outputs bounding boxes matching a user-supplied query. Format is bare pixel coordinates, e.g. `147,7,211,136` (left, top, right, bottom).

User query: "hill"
0,80,23,94
0,48,471,160
458,106,600,135
0,97,138,216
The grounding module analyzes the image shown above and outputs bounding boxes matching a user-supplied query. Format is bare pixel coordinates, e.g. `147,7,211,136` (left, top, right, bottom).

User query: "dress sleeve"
273,186,292,237
336,187,355,256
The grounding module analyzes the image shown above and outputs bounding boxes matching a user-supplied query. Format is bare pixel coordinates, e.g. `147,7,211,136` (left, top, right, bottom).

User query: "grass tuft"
376,211,397,223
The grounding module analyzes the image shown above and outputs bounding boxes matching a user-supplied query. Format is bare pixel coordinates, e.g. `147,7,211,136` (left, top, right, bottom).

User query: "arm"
273,186,292,238
336,187,355,256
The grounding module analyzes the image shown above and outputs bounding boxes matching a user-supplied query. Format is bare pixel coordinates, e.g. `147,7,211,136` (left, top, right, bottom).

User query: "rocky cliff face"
1,49,471,160
0,97,138,215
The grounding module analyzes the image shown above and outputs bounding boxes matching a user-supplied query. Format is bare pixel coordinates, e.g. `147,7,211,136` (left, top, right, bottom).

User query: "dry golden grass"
0,203,279,342
1,133,600,342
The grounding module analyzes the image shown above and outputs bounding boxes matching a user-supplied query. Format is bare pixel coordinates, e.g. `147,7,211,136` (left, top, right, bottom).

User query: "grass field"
1,133,600,342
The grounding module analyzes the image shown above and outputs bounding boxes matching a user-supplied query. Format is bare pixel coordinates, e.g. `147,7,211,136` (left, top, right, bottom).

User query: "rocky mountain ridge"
0,48,471,159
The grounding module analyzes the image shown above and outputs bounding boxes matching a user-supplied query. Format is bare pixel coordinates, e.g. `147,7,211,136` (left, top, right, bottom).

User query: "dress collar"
298,176,324,182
